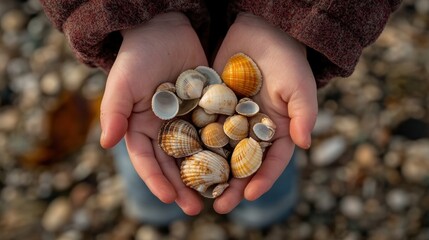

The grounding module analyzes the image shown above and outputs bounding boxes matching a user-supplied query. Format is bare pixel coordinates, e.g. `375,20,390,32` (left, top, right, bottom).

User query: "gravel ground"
0,0,428,239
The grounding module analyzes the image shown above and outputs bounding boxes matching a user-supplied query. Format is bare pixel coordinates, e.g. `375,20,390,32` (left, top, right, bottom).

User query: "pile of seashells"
152,53,276,198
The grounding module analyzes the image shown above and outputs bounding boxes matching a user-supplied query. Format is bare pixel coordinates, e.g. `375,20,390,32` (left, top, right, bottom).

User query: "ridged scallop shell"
176,69,207,100
195,66,222,85
191,106,218,128
158,119,202,158
151,90,180,120
200,122,229,148
180,150,230,198
221,53,262,97
235,98,260,117
223,114,249,141
199,84,237,115
231,137,263,178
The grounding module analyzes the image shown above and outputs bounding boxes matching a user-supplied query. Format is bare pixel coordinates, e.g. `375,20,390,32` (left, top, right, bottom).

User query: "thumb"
100,62,133,149
286,76,318,149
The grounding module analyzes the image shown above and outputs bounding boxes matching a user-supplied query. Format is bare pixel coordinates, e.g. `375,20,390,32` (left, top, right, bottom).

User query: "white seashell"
235,98,260,117
180,150,230,198
249,113,276,142
231,137,263,178
199,84,237,115
151,90,180,120
200,122,229,148
195,66,223,85
158,119,202,158
191,106,218,128
176,69,207,100
223,114,249,141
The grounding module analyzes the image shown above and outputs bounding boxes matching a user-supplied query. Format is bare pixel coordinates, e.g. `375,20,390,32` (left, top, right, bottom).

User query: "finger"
153,139,204,216
213,177,250,214
125,130,177,204
100,61,134,149
244,137,295,201
285,75,318,149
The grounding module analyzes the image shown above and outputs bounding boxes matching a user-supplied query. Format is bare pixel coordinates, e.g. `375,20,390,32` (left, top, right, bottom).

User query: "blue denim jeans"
112,140,298,228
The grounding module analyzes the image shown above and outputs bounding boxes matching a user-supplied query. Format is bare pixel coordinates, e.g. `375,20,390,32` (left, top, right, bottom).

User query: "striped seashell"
221,53,262,97
200,122,229,148
158,119,202,158
198,84,237,115
180,150,230,198
231,137,263,178
176,69,207,100
223,114,249,141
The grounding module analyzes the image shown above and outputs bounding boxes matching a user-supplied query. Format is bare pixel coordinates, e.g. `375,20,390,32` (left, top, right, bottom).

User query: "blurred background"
0,0,428,239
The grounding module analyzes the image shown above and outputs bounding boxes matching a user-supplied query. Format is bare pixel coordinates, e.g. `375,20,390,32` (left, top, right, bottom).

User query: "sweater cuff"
45,0,207,71
230,0,398,87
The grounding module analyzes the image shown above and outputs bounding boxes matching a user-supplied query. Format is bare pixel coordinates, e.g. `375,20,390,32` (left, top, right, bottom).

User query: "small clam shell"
199,84,237,115
176,69,207,100
200,122,229,148
231,137,263,178
223,114,249,141
151,90,180,120
177,98,199,116
221,53,262,97
195,66,222,85
235,98,260,117
249,113,276,141
156,82,176,92
191,106,218,128
180,150,230,198
158,119,202,158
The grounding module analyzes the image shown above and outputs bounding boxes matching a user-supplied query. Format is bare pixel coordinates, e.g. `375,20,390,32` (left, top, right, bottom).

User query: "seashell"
248,113,276,141
229,138,241,148
200,122,229,148
231,137,263,178
259,141,273,152
180,150,230,198
223,114,249,141
151,90,180,120
176,69,207,100
156,82,176,93
158,119,202,158
235,98,260,117
177,98,199,116
221,53,262,97
199,84,237,115
195,66,222,85
206,146,231,159
191,106,218,128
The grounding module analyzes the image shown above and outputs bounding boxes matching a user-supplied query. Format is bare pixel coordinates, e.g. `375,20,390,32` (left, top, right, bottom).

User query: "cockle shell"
223,114,249,141
191,106,218,128
235,98,260,117
200,122,229,148
156,82,176,92
195,66,222,85
199,84,238,115
177,98,199,116
151,90,180,120
158,119,202,158
221,53,262,97
249,113,276,142
231,137,263,178
180,150,230,198
176,69,207,100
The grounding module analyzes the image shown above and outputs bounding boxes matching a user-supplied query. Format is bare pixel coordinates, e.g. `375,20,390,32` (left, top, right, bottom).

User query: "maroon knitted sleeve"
39,0,207,71
230,0,402,87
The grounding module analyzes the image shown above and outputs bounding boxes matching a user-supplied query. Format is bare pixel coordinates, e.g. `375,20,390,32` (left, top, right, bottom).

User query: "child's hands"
99,12,207,215
212,13,318,213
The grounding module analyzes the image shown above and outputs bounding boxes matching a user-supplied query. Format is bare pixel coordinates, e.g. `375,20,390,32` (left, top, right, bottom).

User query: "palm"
100,12,207,215
212,13,318,213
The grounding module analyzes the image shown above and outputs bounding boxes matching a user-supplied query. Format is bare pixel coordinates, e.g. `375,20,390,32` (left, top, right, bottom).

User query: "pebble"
0,107,18,132
1,9,26,32
310,136,347,166
340,196,364,219
40,71,61,95
42,197,72,232
135,226,162,240
312,110,334,136
354,143,378,168
386,189,410,212
189,222,227,240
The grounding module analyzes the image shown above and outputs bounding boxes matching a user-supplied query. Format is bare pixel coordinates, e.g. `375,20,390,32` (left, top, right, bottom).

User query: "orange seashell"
200,122,229,148
231,137,263,178
221,53,262,97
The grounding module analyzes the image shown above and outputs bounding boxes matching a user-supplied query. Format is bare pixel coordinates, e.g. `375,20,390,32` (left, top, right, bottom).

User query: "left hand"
212,13,318,213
